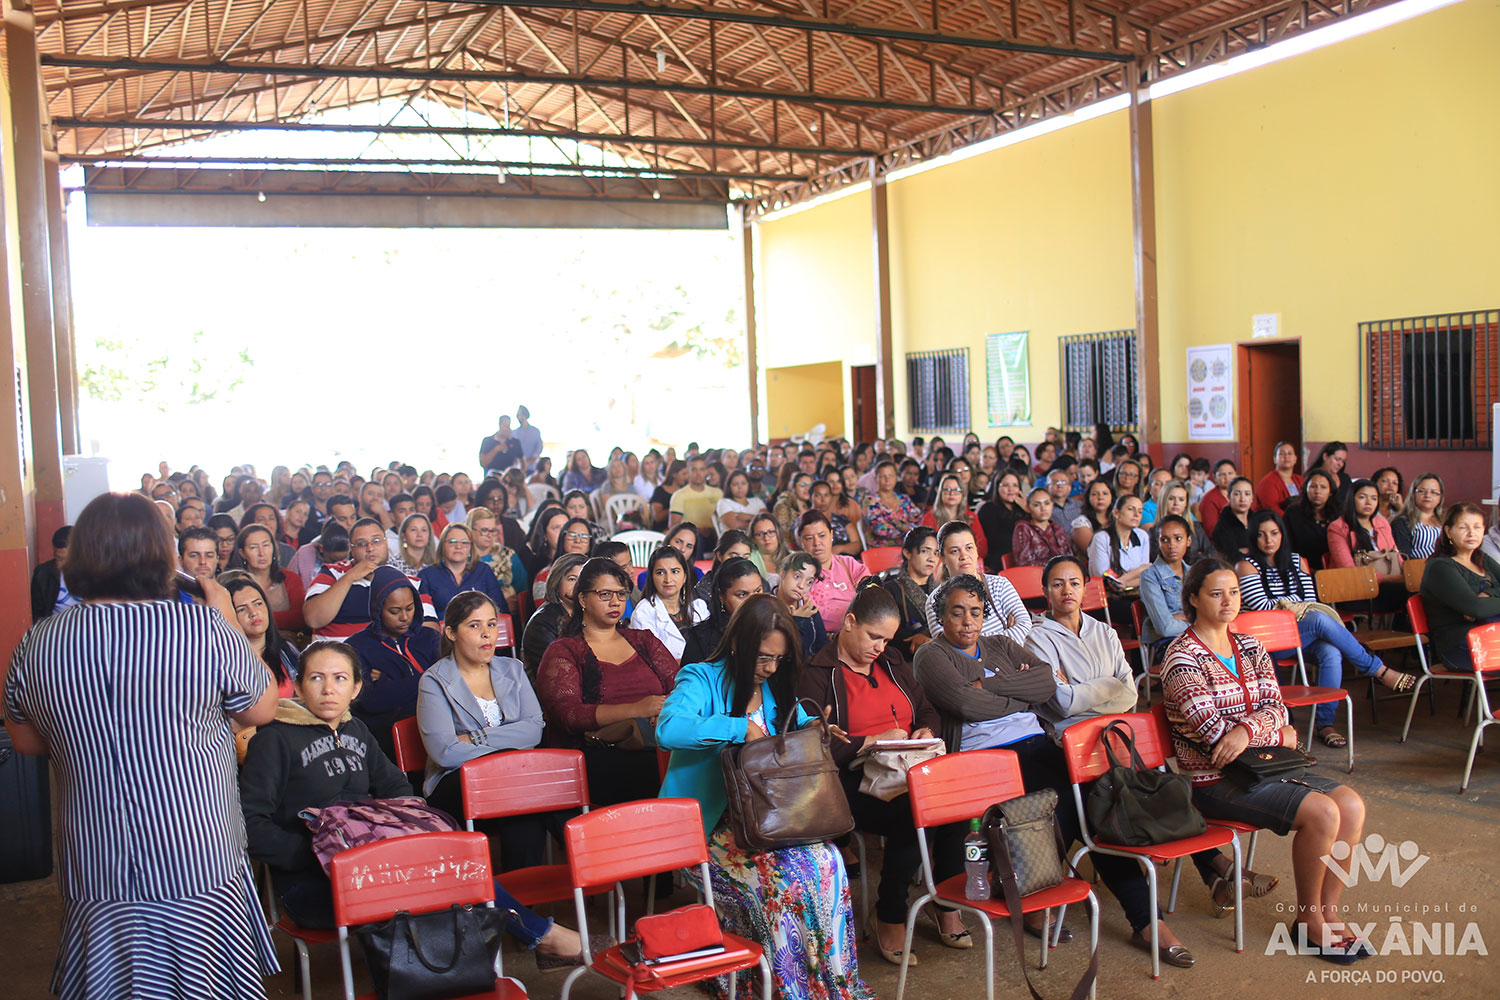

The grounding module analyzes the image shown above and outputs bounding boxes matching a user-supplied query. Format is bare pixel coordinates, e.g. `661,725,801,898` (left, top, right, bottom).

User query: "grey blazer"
415,654,545,797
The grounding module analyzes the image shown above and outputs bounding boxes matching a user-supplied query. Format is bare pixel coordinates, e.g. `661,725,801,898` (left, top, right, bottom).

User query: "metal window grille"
906,348,970,433
1362,310,1499,450
1059,330,1138,434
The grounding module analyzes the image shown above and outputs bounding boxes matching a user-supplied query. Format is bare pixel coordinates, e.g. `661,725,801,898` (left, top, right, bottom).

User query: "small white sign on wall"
1252,313,1280,339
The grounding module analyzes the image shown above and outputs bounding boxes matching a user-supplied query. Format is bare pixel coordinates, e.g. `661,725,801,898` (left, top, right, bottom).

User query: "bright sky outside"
68,100,751,490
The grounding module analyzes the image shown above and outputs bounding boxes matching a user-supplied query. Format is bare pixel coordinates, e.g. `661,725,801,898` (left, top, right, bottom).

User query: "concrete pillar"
741,209,760,446
1129,67,1162,450
45,154,79,457
6,1,64,562
871,169,896,439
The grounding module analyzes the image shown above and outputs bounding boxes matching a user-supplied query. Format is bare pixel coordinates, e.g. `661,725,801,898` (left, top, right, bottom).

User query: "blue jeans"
1298,611,1385,728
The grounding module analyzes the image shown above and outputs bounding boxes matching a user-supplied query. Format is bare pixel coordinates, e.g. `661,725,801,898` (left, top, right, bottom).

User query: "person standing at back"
479,414,524,476
514,405,543,468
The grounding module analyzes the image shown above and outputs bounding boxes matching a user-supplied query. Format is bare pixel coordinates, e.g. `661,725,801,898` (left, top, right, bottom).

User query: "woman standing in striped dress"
3,492,279,999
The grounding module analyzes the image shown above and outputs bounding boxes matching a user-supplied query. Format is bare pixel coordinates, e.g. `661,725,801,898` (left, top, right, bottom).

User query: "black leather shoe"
1023,918,1074,943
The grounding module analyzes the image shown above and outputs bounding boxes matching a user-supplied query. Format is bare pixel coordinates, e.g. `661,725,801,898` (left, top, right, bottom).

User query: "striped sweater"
1236,560,1317,611
1160,628,1289,784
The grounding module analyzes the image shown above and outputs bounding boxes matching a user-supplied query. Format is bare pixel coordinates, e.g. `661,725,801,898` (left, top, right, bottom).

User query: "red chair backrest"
1060,713,1167,783
1229,609,1301,655
694,559,715,575
1000,565,1045,601
460,749,588,822
330,831,493,928
1467,622,1500,674
495,614,515,649
906,749,1023,830
1130,600,1147,637
564,798,707,888
861,546,904,575
1148,703,1172,749
999,552,1015,571
1080,578,1107,614
391,716,428,772
1407,594,1429,636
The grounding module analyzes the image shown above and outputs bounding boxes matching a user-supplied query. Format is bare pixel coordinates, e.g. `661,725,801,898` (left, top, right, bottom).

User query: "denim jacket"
1140,559,1189,646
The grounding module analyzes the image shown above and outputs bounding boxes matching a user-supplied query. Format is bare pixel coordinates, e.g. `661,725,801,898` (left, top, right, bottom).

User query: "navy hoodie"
347,566,441,738
239,699,410,874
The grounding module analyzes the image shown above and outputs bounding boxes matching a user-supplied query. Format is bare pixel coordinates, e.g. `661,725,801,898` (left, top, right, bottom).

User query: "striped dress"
3,600,278,999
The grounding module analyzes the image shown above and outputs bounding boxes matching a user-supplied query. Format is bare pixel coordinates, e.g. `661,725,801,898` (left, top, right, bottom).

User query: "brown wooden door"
851,365,878,443
1238,342,1302,480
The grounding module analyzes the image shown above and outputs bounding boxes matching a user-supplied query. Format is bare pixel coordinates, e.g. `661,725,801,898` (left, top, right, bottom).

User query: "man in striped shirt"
303,518,436,640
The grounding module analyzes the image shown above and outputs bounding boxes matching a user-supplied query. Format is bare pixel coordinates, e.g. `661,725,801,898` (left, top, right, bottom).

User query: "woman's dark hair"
705,556,762,625
724,469,751,499
779,550,821,581
434,484,457,505
1181,556,1237,622
1294,468,1340,522
207,512,239,536
1315,441,1348,469
1371,466,1403,499
1169,453,1193,477
931,573,992,627
708,594,805,727
543,552,589,608
1113,458,1143,496
640,545,695,609
873,459,897,480
563,557,635,637
793,508,832,542
935,518,976,554
473,479,506,513
1156,514,1192,541
714,529,752,560
1225,477,1254,521
1042,553,1089,588
232,523,286,583
1435,502,1487,558
983,469,1027,515
297,640,362,684
1102,493,1144,574
1245,510,1314,602
663,521,700,560
66,492,178,601
846,584,899,625
221,572,293,683
1340,478,1380,551
238,502,284,539
561,489,592,513
901,525,938,568
559,517,594,556
412,484,436,508
318,521,350,554
439,590,502,659
530,507,569,561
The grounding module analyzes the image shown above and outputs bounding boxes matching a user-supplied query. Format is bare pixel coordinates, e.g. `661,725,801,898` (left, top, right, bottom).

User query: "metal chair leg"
1166,859,1183,913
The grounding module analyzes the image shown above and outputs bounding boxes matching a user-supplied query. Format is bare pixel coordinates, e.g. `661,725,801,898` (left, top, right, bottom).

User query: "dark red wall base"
1150,441,1493,507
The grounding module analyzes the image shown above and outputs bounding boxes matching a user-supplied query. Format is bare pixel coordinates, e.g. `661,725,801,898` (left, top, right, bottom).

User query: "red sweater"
1160,629,1288,784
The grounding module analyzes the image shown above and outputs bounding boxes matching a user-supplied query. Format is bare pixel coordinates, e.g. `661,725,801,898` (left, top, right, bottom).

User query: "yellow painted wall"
887,111,1135,439
753,1,1500,449
755,187,873,439
764,361,846,440
1155,0,1500,444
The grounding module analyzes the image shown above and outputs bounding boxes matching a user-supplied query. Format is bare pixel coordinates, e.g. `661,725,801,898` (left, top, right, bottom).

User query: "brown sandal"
1317,726,1348,749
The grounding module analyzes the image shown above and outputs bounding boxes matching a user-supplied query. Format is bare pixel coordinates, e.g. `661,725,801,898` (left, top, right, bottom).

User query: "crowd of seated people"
28,415,1500,999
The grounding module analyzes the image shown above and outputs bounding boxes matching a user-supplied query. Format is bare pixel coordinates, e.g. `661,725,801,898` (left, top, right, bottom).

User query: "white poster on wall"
1186,345,1234,441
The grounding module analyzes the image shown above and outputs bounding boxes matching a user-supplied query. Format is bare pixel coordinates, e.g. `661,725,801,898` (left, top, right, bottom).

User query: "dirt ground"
3,685,1497,999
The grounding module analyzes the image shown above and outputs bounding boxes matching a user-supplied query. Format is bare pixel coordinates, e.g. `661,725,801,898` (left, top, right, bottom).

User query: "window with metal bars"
1362,309,1499,449
1058,330,1138,434
906,348,970,433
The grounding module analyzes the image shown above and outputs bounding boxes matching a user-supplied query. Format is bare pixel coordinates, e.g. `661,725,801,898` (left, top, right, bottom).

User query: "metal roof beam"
53,116,877,157
42,53,998,116
471,0,1135,62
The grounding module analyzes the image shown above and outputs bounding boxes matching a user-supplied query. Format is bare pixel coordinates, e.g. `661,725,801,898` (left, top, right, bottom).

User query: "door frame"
1236,337,1303,478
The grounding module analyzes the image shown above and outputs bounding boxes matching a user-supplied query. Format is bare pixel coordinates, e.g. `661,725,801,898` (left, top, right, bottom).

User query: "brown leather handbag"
719,698,855,854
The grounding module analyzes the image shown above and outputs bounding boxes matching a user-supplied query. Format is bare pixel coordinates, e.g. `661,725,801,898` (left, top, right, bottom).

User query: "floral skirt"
686,822,873,1000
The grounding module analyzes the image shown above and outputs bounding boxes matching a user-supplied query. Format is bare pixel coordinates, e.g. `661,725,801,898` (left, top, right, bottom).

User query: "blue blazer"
657,659,812,835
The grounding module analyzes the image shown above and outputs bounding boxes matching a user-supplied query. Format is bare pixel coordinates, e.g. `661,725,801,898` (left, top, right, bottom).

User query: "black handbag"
1223,744,1313,789
985,789,1097,1000
1085,720,1206,847
355,903,505,1000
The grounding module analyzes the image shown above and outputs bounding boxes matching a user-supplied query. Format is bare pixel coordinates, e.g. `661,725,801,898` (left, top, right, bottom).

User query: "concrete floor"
4,683,1498,999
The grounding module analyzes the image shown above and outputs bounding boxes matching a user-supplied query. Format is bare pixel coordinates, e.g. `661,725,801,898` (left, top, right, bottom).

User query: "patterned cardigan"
1160,628,1288,785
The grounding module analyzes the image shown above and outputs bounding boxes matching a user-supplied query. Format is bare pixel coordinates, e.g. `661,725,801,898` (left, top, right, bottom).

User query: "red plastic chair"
999,552,1016,570
330,831,525,1000
1146,705,1263,914
495,614,517,657
261,864,336,1000
1229,610,1353,773
1060,713,1242,979
1457,623,1500,791
391,716,428,773
459,750,616,932
861,545,904,575
895,750,1098,1000
693,559,715,576
560,799,770,1000
1130,600,1161,703
999,565,1044,602
1081,578,1140,662
1399,595,1457,746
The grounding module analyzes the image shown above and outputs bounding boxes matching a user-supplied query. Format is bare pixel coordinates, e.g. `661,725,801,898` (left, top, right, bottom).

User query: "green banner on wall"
986,332,1031,426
